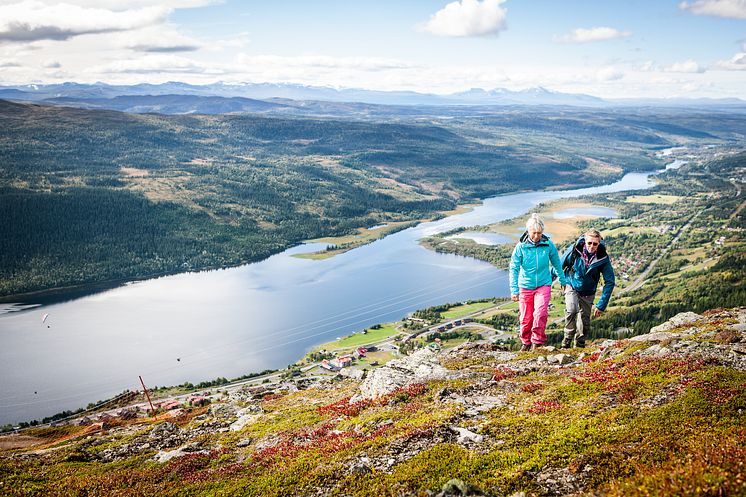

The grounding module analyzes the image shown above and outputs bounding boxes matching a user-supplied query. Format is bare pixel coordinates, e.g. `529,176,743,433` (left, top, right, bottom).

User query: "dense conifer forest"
1,99,743,297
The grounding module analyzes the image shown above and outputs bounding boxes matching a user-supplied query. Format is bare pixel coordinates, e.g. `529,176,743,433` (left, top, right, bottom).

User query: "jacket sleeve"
549,241,568,287
595,259,616,311
509,243,522,296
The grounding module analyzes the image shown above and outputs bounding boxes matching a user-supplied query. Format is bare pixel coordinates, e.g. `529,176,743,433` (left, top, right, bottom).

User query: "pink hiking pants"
519,285,552,345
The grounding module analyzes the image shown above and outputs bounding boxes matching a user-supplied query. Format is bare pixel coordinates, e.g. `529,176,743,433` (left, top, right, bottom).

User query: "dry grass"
185,158,214,167
584,157,624,176
120,166,149,177
123,173,206,212
625,194,685,205
0,434,44,450
486,200,614,245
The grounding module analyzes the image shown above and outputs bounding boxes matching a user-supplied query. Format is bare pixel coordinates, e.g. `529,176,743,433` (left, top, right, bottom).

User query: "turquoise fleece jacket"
510,232,567,295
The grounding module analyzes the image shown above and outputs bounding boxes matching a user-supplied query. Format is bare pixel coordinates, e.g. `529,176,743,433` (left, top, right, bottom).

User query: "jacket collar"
520,231,550,246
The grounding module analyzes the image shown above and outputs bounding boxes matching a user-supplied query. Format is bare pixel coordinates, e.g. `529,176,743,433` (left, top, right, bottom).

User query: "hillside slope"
3,101,742,298
1,308,745,496
421,149,746,339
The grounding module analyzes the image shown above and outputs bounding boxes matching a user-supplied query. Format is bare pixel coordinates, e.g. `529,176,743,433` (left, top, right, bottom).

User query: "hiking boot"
575,342,586,349
520,344,531,352
531,343,542,351
560,342,571,350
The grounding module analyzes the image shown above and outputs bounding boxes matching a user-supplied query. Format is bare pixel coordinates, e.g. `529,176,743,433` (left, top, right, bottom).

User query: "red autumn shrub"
528,400,562,414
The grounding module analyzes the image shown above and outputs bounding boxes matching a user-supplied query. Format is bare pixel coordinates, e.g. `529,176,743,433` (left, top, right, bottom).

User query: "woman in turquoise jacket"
510,214,567,351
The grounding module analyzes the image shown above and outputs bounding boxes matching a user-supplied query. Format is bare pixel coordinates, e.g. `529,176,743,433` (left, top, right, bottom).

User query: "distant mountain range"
1,81,744,115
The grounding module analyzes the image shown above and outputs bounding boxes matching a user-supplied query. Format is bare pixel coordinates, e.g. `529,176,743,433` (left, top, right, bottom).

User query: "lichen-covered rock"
535,465,589,496
637,344,673,357
339,367,366,380
153,446,210,463
450,426,484,445
547,353,574,365
352,348,457,401
437,478,488,496
629,331,678,343
147,422,187,450
229,407,263,432
650,311,702,332
236,438,253,447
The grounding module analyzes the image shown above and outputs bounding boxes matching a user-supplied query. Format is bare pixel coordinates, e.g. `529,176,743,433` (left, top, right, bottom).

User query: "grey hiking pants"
563,286,594,346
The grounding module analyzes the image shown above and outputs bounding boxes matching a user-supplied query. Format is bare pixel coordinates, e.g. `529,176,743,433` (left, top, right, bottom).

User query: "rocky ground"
2,308,745,496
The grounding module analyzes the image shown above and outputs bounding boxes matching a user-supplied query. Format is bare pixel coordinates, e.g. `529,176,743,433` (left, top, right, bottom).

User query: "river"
0,169,666,425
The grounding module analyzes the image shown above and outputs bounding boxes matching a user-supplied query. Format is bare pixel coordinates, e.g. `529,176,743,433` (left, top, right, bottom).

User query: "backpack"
563,246,579,274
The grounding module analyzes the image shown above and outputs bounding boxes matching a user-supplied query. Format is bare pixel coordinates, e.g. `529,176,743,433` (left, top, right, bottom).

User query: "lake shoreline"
0,174,633,307
1,167,666,426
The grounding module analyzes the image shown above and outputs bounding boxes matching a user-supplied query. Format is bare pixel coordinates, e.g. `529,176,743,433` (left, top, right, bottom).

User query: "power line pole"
139,375,156,417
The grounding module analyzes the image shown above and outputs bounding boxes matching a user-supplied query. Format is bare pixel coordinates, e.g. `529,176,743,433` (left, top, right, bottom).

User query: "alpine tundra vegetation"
1,308,745,496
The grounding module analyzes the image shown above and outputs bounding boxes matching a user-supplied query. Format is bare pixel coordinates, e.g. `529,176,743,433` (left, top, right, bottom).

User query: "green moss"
601,432,746,497
339,444,473,497
5,319,744,497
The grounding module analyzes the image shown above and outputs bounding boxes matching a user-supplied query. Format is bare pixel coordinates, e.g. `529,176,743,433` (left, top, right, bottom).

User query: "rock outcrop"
649,311,702,332
352,348,458,401
6,307,745,497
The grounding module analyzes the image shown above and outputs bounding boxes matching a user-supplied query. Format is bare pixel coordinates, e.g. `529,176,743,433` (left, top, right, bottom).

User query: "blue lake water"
0,170,659,425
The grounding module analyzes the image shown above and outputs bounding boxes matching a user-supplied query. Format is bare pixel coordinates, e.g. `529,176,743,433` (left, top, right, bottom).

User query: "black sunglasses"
586,241,599,246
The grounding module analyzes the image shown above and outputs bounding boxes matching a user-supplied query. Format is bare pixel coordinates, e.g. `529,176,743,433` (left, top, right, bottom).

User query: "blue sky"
1,0,745,98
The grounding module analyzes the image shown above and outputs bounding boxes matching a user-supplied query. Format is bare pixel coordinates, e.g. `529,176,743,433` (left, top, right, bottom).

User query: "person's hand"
593,307,603,318
511,294,519,302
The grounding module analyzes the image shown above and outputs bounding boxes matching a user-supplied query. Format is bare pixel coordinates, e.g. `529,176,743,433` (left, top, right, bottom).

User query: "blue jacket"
560,236,616,311
510,232,567,295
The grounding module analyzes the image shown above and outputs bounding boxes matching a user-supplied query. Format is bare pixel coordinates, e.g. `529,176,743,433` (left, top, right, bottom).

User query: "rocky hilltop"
2,307,745,496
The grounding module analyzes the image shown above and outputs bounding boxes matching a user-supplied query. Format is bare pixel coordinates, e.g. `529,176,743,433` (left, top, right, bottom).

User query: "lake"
0,170,659,425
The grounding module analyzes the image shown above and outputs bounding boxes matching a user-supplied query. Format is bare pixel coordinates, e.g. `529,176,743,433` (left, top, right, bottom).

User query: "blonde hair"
584,228,602,240
525,213,545,232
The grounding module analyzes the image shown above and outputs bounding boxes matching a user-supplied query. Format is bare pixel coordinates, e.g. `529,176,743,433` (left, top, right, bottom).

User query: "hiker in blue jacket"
560,228,615,348
510,214,568,351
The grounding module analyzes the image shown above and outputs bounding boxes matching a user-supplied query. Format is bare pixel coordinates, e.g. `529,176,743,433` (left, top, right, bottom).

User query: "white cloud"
715,51,746,69
0,1,171,43
0,0,219,8
596,67,625,81
420,0,508,37
679,0,746,19
89,54,207,74
0,58,21,67
207,32,251,52
665,59,705,73
42,59,60,68
110,26,203,53
555,27,631,43
235,54,414,72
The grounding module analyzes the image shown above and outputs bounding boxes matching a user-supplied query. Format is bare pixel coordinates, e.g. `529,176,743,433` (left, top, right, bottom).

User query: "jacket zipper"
585,255,608,274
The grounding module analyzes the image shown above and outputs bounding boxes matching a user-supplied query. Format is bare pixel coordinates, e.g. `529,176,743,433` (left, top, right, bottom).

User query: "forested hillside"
590,152,746,335
1,99,742,297
421,150,745,340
